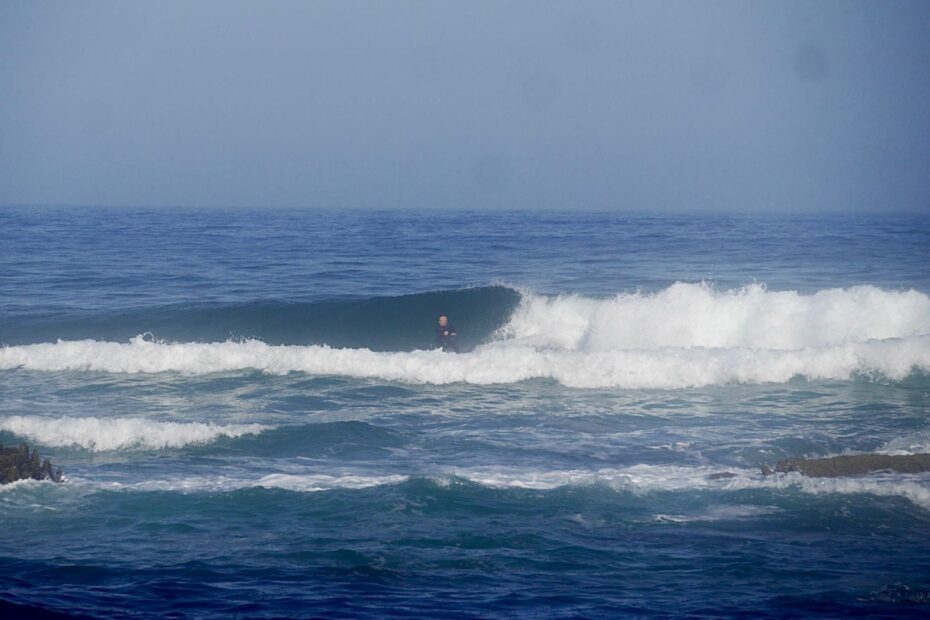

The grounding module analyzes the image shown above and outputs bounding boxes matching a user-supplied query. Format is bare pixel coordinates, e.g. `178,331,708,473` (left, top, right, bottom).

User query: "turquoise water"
2,207,930,618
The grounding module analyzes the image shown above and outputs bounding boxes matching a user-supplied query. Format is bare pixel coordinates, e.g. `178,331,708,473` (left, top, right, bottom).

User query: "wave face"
0,286,521,351
1,284,928,389
0,416,269,451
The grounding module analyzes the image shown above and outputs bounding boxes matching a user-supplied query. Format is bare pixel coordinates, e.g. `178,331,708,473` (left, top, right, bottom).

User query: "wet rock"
0,443,63,484
760,453,930,478
707,472,737,480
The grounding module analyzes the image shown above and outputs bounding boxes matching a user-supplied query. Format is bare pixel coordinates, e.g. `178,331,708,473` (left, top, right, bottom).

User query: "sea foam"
879,431,930,456
1,284,928,389
498,283,930,351
0,416,269,451
89,472,410,494
442,464,930,510
76,464,930,510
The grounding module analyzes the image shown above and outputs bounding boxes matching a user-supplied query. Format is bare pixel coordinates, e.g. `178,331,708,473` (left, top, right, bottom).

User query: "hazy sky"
2,1,928,212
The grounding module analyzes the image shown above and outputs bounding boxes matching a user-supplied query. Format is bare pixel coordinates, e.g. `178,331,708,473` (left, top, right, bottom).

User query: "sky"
1,0,929,213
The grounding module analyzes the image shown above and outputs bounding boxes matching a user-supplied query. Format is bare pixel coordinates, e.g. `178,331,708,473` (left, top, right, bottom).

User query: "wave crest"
62,464,930,511
444,465,930,510
1,284,928,389
0,416,269,451
499,283,930,351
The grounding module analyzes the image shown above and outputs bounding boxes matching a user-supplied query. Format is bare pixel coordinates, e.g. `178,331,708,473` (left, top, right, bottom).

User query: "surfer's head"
438,315,448,327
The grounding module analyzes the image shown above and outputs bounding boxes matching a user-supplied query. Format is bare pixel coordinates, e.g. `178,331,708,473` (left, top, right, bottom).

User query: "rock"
760,453,930,478
707,472,737,480
0,443,63,484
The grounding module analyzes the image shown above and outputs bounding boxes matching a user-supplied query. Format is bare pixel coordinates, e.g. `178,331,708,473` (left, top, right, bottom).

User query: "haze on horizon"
2,0,928,214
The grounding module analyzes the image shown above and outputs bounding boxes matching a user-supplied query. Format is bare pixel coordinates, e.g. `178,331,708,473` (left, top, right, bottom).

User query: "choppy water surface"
2,207,930,618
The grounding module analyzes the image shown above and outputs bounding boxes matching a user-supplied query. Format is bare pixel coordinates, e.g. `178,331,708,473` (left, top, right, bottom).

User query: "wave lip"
0,416,269,452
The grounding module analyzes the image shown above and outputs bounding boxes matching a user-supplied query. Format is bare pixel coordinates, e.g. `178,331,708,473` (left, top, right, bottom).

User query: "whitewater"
2,207,930,618
4,284,929,388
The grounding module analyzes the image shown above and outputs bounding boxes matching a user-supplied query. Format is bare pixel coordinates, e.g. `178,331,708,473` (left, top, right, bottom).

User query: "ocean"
1,206,929,618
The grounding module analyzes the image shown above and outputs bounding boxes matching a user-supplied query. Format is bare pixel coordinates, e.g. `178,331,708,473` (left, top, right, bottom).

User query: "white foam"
47,464,930,509
0,416,269,451
85,472,408,493
750,472,930,511
654,505,776,523
499,283,930,351
1,284,928,389
0,333,926,389
255,473,408,492
446,464,930,510
444,464,744,492
0,478,53,494
878,432,930,456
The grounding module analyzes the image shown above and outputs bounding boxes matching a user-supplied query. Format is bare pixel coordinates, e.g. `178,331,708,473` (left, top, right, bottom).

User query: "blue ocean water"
1,206,930,618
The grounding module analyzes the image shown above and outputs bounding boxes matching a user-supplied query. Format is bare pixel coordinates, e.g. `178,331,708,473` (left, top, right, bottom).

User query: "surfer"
436,315,459,353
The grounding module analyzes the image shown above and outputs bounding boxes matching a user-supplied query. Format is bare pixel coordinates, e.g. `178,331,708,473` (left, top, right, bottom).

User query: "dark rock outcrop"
761,453,930,478
0,443,63,484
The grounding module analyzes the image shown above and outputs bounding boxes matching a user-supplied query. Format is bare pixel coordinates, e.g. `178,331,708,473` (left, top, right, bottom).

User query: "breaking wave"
880,431,930,456
0,416,269,451
89,473,410,494
443,465,930,511
1,284,928,389
63,464,930,510
500,282,930,351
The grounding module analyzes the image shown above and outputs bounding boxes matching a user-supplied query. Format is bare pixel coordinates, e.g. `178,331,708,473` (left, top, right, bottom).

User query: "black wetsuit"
436,323,458,353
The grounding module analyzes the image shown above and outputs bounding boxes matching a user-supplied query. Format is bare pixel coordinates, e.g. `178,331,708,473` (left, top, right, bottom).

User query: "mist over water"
2,1,930,213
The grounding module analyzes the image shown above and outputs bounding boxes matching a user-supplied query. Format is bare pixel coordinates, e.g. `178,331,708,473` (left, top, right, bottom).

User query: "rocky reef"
761,453,930,478
0,443,63,484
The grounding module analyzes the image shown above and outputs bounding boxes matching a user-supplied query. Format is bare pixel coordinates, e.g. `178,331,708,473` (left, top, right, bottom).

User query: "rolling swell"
0,286,520,351
2,283,929,388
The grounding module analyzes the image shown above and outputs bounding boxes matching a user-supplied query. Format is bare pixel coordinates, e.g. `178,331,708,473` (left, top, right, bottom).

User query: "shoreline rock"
0,443,63,484
761,453,930,478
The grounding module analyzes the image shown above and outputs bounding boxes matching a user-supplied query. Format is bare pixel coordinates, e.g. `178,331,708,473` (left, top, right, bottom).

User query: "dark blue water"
2,207,930,618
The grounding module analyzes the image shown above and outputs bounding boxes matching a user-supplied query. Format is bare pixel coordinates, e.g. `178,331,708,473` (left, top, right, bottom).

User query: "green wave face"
0,286,522,351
